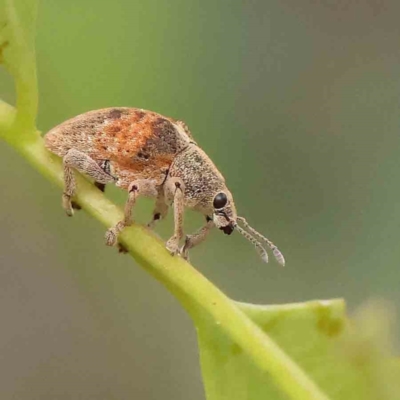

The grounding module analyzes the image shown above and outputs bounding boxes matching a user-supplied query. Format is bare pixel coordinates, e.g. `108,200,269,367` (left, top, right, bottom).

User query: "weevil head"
210,189,237,235
170,146,238,233
209,189,285,266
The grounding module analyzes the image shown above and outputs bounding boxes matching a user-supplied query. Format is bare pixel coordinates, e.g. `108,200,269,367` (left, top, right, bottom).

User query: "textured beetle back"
44,107,194,188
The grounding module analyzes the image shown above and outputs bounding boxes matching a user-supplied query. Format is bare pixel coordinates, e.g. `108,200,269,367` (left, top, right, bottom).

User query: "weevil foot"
105,221,125,247
71,201,82,211
179,244,190,262
105,228,118,247
166,237,181,256
118,243,128,253
62,193,74,217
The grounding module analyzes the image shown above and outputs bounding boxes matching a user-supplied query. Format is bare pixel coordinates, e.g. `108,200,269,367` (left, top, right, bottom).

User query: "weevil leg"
63,149,115,216
105,179,158,247
62,163,76,216
164,177,185,255
147,191,169,229
180,218,215,261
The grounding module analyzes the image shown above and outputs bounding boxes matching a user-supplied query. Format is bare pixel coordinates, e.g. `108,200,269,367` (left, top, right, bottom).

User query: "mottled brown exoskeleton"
44,107,285,265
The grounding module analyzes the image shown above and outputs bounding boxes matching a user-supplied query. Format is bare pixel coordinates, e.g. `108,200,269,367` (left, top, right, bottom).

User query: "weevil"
44,107,285,265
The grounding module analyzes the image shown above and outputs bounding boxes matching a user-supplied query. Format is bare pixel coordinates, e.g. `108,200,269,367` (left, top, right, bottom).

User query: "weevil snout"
210,191,285,265
220,222,235,235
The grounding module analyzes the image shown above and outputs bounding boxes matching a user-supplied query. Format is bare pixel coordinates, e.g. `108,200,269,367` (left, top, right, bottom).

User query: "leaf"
197,299,400,400
0,0,38,136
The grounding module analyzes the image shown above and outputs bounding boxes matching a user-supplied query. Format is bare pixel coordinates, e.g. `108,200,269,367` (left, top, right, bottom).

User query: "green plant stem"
3,0,38,135
0,99,330,400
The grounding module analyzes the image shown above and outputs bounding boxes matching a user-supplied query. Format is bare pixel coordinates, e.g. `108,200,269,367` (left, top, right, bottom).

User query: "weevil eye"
213,192,228,209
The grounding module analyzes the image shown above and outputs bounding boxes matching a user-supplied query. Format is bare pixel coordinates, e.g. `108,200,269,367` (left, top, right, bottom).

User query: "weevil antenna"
234,223,269,263
237,216,285,266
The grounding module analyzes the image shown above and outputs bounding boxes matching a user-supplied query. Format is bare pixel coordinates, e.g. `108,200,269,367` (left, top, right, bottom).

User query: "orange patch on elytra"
106,125,121,134
90,108,178,186
114,153,174,189
118,153,174,172
95,109,161,159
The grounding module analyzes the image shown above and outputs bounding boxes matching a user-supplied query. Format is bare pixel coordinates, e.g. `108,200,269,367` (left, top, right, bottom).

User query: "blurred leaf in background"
199,299,400,400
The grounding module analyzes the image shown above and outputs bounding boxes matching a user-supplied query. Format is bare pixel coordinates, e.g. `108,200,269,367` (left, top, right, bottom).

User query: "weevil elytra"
44,107,285,265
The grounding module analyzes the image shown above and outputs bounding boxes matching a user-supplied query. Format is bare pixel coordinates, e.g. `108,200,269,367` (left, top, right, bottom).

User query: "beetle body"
45,107,284,264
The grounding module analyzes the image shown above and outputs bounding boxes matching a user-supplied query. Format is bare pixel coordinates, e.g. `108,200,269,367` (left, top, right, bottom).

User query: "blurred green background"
1,0,399,399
